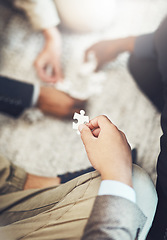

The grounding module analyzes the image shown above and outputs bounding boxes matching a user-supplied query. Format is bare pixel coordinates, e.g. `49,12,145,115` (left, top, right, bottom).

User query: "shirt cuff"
98,180,136,203
31,83,40,106
134,33,156,60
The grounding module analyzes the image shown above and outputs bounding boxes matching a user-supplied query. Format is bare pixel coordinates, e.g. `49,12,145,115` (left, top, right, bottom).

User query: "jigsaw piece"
73,110,89,134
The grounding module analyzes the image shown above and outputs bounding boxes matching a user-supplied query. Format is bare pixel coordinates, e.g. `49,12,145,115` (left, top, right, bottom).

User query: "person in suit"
0,115,157,240
0,75,85,118
85,16,167,240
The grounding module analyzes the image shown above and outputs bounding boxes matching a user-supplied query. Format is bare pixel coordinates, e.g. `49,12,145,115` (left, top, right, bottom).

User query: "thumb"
79,124,94,146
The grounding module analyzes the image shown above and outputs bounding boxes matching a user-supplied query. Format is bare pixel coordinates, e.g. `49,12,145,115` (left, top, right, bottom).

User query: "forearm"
116,36,136,54
43,27,60,40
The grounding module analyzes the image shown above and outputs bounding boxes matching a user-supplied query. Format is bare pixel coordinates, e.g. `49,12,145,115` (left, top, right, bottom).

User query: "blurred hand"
34,27,63,83
79,115,132,187
84,37,136,71
37,86,86,118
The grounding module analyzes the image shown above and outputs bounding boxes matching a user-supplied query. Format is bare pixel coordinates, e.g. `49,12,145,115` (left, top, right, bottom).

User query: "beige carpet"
0,0,166,184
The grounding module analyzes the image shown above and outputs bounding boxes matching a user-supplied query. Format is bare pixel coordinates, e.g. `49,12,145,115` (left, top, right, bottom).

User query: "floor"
0,0,167,184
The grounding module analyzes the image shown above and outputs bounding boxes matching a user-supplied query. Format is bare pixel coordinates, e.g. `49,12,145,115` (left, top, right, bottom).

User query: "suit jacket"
0,154,146,239
131,17,167,239
82,195,146,240
0,76,34,117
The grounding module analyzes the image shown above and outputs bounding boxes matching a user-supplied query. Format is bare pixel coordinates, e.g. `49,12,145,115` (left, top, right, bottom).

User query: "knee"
132,164,158,240
132,164,157,207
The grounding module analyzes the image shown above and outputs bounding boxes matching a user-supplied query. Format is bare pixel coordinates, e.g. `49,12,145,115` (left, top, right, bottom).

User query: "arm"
85,32,156,71
82,195,146,240
79,116,146,239
0,76,86,118
34,27,63,83
0,76,34,117
85,36,136,71
14,0,63,83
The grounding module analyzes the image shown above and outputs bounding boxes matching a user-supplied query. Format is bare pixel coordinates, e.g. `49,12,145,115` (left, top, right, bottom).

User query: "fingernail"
78,124,85,132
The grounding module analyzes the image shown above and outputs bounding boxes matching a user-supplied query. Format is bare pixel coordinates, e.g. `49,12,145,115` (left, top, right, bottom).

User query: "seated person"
5,0,115,83
0,115,157,240
84,16,167,239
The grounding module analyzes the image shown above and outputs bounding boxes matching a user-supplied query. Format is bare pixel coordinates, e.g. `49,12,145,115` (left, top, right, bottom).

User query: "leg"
0,165,157,240
0,171,101,240
128,54,164,112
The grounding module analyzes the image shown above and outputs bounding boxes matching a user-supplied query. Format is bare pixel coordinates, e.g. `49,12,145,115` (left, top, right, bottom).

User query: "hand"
79,115,133,187
37,86,86,118
34,27,63,83
84,37,136,71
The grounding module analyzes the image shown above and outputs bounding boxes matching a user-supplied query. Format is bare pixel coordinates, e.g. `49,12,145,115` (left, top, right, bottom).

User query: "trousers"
0,154,157,240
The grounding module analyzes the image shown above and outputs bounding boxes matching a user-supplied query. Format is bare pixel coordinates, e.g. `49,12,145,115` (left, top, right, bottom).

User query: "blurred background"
0,0,166,183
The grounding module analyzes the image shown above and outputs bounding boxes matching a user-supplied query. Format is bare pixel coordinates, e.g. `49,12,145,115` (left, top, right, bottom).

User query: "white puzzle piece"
73,110,89,134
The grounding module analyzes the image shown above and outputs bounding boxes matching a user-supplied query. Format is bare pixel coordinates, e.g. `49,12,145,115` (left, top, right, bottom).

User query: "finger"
92,127,101,137
87,115,113,131
53,63,64,83
84,48,93,62
35,60,56,83
79,124,95,145
37,67,52,82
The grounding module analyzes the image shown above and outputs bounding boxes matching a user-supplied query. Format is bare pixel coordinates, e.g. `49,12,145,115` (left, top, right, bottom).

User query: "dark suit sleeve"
134,32,156,60
0,76,34,117
82,195,146,240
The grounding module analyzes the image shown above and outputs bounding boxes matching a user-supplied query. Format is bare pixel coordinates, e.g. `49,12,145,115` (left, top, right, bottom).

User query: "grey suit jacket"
82,195,146,240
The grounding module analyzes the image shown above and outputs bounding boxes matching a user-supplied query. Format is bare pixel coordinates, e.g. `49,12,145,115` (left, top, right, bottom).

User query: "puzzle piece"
73,110,89,135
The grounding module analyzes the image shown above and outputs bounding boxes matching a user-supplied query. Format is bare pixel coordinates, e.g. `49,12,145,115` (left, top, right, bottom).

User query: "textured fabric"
0,76,34,117
0,170,101,239
0,155,157,240
0,155,27,194
14,0,60,30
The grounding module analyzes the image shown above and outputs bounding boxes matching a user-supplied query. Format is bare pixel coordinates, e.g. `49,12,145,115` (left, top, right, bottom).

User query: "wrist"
120,36,136,53
43,27,60,40
100,167,133,188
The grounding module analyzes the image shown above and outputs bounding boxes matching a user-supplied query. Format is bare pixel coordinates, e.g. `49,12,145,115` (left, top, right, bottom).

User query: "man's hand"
84,37,136,71
34,27,63,83
37,86,86,118
79,115,132,187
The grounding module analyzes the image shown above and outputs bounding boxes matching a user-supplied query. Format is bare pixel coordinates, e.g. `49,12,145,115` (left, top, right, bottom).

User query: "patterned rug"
0,0,166,184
